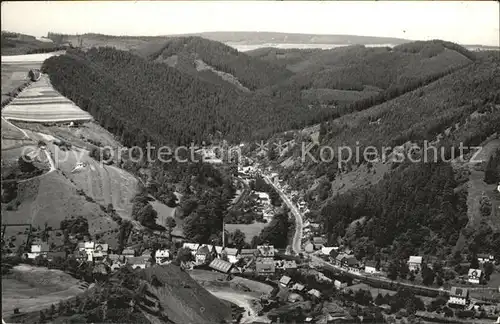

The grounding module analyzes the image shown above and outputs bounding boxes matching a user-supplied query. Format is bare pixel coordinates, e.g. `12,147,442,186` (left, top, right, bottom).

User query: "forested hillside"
42,47,323,145
270,55,500,262
140,36,294,90
265,41,474,107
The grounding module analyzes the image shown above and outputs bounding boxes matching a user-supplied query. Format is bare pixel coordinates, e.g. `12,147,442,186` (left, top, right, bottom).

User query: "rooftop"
408,256,423,264
209,258,233,273
450,286,469,298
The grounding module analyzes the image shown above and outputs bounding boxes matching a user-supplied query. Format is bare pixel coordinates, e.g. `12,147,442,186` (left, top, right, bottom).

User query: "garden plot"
2,75,93,123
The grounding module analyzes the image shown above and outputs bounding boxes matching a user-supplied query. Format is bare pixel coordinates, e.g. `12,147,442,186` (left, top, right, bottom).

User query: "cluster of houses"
24,240,173,271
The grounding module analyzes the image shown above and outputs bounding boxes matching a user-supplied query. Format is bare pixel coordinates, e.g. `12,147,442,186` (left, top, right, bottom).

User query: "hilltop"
137,36,293,90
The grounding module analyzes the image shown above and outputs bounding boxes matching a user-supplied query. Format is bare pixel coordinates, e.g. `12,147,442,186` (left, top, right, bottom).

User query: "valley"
1,15,500,324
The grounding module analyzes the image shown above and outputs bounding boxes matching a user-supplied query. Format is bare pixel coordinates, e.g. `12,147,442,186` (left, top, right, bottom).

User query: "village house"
328,249,339,263
155,249,171,265
256,260,276,275
122,248,136,258
321,247,338,257
214,246,224,258
291,283,306,292
223,248,240,264
27,242,50,259
239,249,258,261
308,289,321,299
312,237,326,250
279,275,292,287
364,260,378,274
92,243,109,262
74,250,88,262
408,256,423,272
283,260,297,270
183,243,200,257
448,287,469,307
334,279,348,290
335,253,347,267
477,254,494,264
196,245,211,265
468,268,482,284
257,244,275,259
209,258,233,274
127,256,151,269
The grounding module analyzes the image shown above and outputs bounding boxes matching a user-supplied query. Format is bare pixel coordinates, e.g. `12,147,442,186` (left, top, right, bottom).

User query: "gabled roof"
239,249,258,256
197,245,210,255
256,261,275,272
313,237,325,244
215,246,224,254
321,247,337,255
127,256,150,265
257,245,275,257
283,260,297,268
94,243,109,251
155,250,170,258
344,255,358,266
291,283,305,291
408,256,423,264
336,253,347,261
280,275,292,285
450,287,469,298
365,260,377,268
224,248,239,256
308,289,321,298
209,258,233,273
183,243,200,251
122,249,135,255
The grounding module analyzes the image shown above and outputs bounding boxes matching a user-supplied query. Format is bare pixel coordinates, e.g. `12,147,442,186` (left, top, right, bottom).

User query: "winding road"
261,174,303,254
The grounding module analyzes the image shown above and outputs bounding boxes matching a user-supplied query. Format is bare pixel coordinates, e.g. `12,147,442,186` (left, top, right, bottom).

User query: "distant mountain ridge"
166,31,411,45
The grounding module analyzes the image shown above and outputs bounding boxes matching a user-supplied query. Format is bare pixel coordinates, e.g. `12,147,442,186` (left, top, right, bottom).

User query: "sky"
2,1,499,46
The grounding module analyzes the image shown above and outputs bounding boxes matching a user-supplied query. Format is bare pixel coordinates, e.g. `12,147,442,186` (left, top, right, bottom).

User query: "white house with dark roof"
468,268,482,284
155,249,171,265
93,243,109,262
408,256,423,271
257,244,275,259
364,260,378,274
477,254,494,264
223,248,240,264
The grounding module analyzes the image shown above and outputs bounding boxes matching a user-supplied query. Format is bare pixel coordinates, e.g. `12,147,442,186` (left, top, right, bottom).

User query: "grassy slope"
142,265,232,324
2,265,84,316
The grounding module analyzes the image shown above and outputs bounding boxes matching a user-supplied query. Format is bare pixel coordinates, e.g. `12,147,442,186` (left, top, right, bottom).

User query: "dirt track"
208,289,269,324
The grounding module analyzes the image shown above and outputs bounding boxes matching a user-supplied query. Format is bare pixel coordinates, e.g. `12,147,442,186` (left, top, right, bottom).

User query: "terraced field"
2,75,93,123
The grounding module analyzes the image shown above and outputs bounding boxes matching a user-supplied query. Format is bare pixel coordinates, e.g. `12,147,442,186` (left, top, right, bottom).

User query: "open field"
1,52,66,63
2,75,93,123
47,141,139,220
2,264,88,317
1,170,117,234
225,222,267,243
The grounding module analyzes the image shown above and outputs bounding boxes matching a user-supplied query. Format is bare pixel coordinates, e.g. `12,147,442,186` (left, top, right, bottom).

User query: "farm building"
279,275,292,287
256,261,276,275
364,261,378,274
257,244,275,259
448,287,469,307
239,249,258,260
408,256,423,271
196,245,211,265
223,248,240,263
209,258,233,274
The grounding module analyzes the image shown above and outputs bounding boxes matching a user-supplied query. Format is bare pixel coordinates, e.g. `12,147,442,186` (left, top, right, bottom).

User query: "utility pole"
222,220,225,249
